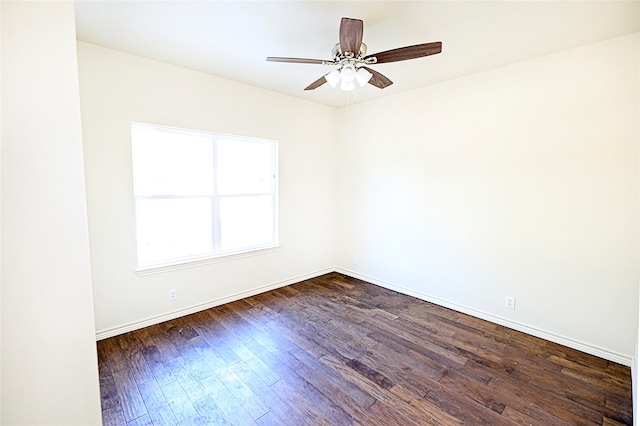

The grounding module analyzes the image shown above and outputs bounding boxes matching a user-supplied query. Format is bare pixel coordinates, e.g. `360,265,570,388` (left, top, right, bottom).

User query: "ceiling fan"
266,17,442,92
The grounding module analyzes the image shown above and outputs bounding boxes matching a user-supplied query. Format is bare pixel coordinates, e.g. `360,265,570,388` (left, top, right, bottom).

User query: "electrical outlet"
304,257,309,267
505,296,516,309
353,256,358,265
169,289,177,301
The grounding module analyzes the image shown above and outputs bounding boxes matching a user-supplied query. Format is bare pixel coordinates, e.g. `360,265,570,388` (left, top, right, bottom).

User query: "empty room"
2,1,639,425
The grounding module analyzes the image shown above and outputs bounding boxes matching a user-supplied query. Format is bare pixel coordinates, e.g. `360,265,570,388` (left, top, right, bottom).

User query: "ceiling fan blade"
339,17,363,56
365,42,442,64
266,57,327,65
361,67,393,89
304,75,328,91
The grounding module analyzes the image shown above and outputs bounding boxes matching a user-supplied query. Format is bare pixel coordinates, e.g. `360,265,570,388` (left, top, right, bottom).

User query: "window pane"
136,198,213,264
219,195,274,252
131,123,278,269
132,124,213,196
217,139,273,195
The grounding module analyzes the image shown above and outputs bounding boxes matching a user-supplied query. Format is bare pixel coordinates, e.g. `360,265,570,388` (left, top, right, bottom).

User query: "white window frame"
132,122,278,274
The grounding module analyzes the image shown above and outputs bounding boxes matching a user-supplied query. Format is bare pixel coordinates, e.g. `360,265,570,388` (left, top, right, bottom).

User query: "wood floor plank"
137,379,178,426
149,324,182,362
174,364,210,404
466,358,606,425
126,414,153,426
364,318,468,366
99,374,120,411
111,367,147,422
97,272,633,425
254,411,282,425
501,404,567,426
439,368,510,415
365,399,422,426
216,363,271,421
423,381,518,425
142,345,189,387
604,416,632,426
192,395,232,425
270,377,343,425
160,379,204,426
199,372,257,425
294,352,376,412
174,342,216,381
101,404,126,426
98,337,130,377
115,331,146,356
387,384,466,425
228,340,282,386
126,350,155,385
229,361,299,425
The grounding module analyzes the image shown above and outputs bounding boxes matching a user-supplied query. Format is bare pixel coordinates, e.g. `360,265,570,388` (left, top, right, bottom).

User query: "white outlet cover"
505,296,516,309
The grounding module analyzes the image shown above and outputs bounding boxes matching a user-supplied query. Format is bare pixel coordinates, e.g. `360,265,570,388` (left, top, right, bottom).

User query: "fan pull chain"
345,88,356,111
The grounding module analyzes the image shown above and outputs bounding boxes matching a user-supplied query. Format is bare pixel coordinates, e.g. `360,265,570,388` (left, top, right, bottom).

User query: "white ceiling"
74,1,639,109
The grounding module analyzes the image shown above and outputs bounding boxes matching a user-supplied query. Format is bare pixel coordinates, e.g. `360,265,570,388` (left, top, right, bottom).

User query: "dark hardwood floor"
98,273,632,425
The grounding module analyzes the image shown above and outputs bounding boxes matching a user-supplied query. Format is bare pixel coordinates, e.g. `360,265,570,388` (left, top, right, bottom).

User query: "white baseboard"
335,267,633,367
95,267,333,340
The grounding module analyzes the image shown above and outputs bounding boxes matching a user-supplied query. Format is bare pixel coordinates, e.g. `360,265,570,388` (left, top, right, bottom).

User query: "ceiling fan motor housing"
332,42,368,62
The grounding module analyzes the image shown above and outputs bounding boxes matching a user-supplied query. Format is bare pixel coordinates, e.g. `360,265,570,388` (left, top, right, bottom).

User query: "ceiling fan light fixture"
340,79,355,92
340,63,357,83
355,67,373,87
325,69,341,87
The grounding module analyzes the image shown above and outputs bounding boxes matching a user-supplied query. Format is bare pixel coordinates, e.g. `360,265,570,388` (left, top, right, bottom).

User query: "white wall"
336,33,639,364
77,42,338,337
1,2,102,424
0,2,3,420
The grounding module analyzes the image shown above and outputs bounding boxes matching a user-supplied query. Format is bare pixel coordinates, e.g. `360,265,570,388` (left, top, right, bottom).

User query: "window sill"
135,245,280,276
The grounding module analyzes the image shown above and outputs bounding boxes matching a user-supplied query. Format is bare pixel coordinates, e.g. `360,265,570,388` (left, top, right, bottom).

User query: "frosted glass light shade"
340,80,355,91
340,64,356,83
356,67,373,87
325,69,340,87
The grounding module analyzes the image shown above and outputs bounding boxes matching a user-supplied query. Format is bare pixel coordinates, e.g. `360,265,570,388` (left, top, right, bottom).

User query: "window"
131,123,278,270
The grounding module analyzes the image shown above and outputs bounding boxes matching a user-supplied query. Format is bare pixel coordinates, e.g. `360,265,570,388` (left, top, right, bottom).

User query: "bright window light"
131,123,278,269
